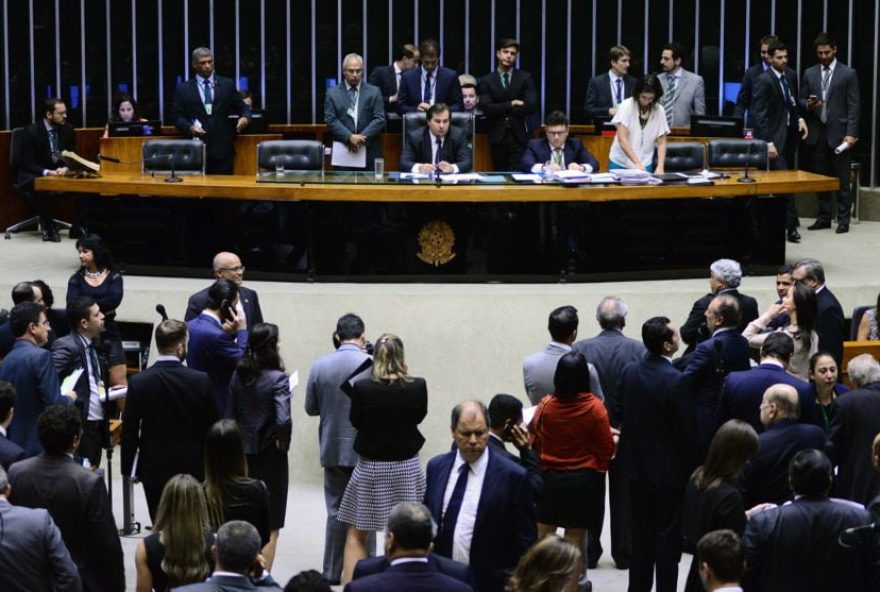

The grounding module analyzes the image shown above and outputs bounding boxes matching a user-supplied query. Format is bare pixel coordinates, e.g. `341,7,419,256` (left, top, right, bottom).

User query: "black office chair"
707,139,769,170
664,142,706,172
142,139,206,174
5,127,73,239
256,140,324,174
851,305,874,340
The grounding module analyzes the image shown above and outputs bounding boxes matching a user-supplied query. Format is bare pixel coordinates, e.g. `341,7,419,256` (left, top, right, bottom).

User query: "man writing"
399,103,472,174
521,111,599,173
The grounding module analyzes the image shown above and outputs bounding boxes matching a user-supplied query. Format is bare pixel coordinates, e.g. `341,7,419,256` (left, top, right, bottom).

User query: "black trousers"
628,483,683,592
804,127,854,225
769,133,801,231
80,419,107,469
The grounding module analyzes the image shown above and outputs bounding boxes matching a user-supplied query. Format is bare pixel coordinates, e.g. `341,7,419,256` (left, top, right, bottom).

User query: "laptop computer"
108,120,163,137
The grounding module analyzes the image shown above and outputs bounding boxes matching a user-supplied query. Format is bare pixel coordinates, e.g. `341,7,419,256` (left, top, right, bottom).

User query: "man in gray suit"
522,305,604,406
324,53,386,171
573,296,647,569
658,42,706,128
0,465,81,591
305,313,373,585
801,33,860,234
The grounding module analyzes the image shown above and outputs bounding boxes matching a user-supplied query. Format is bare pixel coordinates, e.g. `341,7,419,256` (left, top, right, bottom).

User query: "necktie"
423,71,433,104
49,129,59,158
86,341,103,399
615,78,623,104
435,137,443,166
203,79,213,104
779,74,796,126
348,85,358,108
436,463,469,557
553,148,563,166
820,67,831,124
663,74,676,127
502,72,510,89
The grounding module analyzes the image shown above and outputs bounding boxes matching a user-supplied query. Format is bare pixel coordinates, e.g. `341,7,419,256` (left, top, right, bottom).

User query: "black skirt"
247,446,289,529
538,469,605,529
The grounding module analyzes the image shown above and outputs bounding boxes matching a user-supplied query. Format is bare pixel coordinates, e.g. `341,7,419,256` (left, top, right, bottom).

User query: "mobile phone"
220,301,236,323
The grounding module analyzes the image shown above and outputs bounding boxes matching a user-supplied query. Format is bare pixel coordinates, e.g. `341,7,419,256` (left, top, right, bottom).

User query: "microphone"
737,142,756,183
143,154,183,183
155,304,168,321
97,154,121,163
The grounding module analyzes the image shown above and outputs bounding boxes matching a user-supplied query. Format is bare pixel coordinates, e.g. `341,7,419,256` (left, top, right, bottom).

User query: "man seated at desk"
520,110,599,173
399,103,472,174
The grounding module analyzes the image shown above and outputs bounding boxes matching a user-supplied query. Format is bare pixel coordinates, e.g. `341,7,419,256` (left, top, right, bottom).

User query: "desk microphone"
97,153,182,183
737,142,756,183
155,304,169,321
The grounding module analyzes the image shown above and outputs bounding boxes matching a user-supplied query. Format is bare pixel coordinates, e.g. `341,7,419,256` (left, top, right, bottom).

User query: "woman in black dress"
227,322,292,570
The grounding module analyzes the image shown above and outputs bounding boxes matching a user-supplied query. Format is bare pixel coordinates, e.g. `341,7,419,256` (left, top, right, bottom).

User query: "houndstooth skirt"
337,455,426,532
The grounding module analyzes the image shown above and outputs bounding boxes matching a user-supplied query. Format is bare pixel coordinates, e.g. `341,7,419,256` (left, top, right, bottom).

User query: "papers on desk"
512,173,543,183
617,169,662,185
441,173,484,182
400,172,432,180
330,142,366,168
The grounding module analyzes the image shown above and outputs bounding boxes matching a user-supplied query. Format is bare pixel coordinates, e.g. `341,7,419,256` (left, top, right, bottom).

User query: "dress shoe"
787,230,801,243
807,220,831,230
42,229,61,242
835,224,849,234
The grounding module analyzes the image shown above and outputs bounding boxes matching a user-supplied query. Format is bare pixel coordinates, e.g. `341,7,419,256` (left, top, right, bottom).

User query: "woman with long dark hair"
102,93,146,138
608,74,670,173
227,322,291,569
808,351,849,433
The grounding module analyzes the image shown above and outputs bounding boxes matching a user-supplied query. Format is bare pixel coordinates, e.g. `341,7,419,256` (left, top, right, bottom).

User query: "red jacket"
529,392,614,472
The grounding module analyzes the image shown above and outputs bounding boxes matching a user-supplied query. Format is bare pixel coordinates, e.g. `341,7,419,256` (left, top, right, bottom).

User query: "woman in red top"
530,351,615,569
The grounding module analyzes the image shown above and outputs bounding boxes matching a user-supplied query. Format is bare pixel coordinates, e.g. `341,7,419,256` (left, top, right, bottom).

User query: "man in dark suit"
743,449,880,591
399,103,472,174
396,39,462,114
0,281,50,358
324,53,386,171
0,302,76,458
486,394,542,502
736,384,826,507
584,45,637,123
616,317,694,592
0,465,81,592
368,43,420,113
792,258,845,366
0,383,25,470
680,258,759,355
733,35,777,127
348,502,473,591
751,39,808,243
184,251,263,330
121,319,217,522
479,38,538,171
801,33,861,234
171,47,251,174
520,110,600,173
175,520,283,591
573,296,646,570
682,295,752,458
424,401,536,592
827,354,880,506
717,332,815,433
8,405,124,591
15,98,76,241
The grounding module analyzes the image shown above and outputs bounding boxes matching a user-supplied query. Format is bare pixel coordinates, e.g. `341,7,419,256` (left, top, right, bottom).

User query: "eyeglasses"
218,265,245,273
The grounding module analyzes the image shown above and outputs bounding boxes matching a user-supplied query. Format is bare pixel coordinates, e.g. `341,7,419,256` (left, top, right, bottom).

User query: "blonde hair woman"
506,534,582,592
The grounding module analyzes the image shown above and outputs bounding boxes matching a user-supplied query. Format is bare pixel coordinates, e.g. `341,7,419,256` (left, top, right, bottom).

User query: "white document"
439,173,484,182
523,405,538,427
834,141,850,155
400,172,431,179
512,173,543,182
586,173,619,183
331,141,367,168
60,368,84,395
106,385,128,401
289,370,299,392
552,169,591,180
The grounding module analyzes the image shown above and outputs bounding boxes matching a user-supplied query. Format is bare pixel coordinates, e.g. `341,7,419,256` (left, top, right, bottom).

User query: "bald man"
184,252,263,330
736,384,826,506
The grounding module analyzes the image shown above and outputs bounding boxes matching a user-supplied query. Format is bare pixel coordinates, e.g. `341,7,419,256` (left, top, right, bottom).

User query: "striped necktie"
662,74,676,127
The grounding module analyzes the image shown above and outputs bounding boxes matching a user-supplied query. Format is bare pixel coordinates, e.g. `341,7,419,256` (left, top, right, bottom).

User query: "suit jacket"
573,329,646,426
615,354,696,487
827,382,880,505
368,64,401,112
186,314,248,416
8,453,125,592
583,72,637,120
478,69,538,144
399,126,473,173
348,376,427,461
736,419,827,507
353,553,473,585
751,68,801,166
519,137,600,173
227,368,292,455
522,342,604,405
488,433,543,503
185,285,263,331
743,496,880,591
717,363,816,434
658,69,706,127
120,359,218,484
733,62,770,126
346,560,473,592
682,477,747,551
815,286,845,366
171,75,251,159
0,431,25,470
16,120,76,191
0,339,73,457
50,333,107,424
324,82,386,168
173,573,282,591
424,447,536,592
799,61,860,148
680,288,760,353
397,66,463,113
0,499,81,592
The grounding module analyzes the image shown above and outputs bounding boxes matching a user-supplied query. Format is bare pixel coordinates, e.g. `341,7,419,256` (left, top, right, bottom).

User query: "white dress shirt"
441,447,489,564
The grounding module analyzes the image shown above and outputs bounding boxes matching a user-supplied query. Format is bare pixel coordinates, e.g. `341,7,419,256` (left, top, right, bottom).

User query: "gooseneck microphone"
155,304,169,321
737,142,756,183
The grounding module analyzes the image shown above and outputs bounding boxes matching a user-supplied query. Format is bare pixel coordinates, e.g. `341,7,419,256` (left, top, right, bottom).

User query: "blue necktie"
615,78,623,104
423,71,433,104
779,74,796,125
203,79,213,104
435,464,468,557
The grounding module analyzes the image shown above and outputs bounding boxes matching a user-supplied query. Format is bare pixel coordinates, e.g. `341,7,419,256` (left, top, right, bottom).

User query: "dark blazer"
751,68,801,167
396,66,463,113
186,314,248,416
583,72,637,120
680,288,760,353
174,573,282,591
324,81,386,168
185,285,263,330
50,333,106,424
347,377,427,461
616,354,696,487
227,369,292,454
815,286,846,366
353,553,473,586
743,496,880,591
368,64,401,111
8,453,125,592
0,339,73,458
214,478,272,547
424,447,537,592
488,433,543,503
736,418,827,507
15,120,76,190
0,431,25,470
120,359,218,517
733,62,769,126
171,75,251,160
520,137,600,173
682,477,747,546
717,363,816,433
0,499,81,592
346,561,473,592
399,126,472,173
827,382,880,505
799,61,860,148
478,69,538,144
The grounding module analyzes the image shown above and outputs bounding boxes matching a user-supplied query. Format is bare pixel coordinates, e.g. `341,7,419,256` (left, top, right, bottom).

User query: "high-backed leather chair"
403,112,475,146
664,141,705,172
256,140,324,173
142,139,206,174
707,139,769,170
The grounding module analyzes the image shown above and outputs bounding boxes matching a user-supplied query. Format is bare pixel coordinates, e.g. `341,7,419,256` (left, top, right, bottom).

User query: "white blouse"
609,97,670,169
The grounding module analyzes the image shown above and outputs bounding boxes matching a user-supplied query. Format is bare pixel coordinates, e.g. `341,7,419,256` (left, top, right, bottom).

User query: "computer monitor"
691,115,743,138
108,120,163,137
